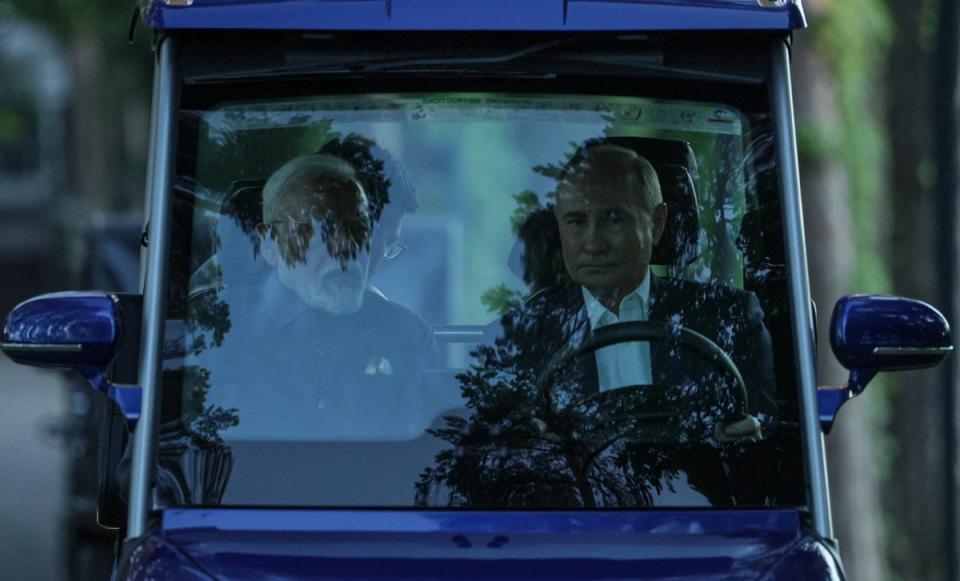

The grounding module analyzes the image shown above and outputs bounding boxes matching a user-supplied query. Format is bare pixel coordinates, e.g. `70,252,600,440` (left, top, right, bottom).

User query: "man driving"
513,143,776,428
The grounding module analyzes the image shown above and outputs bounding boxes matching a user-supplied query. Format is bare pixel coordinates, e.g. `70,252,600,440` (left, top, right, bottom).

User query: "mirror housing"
2,292,143,428
831,294,952,386
819,294,952,432
2,292,120,368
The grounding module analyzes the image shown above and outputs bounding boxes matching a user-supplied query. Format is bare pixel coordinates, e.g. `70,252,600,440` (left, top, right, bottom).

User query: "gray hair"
557,143,662,210
261,154,359,223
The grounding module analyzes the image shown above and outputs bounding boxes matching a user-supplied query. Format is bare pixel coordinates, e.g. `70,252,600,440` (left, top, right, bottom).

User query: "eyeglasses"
270,215,370,241
383,240,407,260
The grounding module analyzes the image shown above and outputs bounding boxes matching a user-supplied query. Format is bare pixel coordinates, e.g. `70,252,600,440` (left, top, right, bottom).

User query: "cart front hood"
119,508,840,579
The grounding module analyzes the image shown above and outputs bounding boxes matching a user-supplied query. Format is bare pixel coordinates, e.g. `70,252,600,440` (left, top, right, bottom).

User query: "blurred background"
0,0,958,579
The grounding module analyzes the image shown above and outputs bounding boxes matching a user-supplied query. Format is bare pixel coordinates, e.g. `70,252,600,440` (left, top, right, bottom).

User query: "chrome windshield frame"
127,36,179,539
771,38,833,539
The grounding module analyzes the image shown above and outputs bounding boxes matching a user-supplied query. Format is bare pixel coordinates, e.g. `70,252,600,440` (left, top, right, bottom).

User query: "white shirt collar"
581,268,651,329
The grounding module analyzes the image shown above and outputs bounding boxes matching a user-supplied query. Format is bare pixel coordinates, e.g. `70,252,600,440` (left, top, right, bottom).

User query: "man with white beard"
258,154,376,315
187,154,437,441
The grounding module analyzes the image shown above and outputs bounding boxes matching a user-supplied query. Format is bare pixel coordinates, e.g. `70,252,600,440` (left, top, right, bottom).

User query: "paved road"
0,356,68,580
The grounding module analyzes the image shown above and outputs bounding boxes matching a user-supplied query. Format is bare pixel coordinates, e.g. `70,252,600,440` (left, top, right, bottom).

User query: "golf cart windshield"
160,48,804,509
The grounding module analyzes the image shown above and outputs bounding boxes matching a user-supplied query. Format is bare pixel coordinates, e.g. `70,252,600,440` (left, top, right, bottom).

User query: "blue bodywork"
818,295,953,433
1,292,142,428
119,508,840,579
2,292,120,367
817,387,852,434
6,2,870,579
831,294,952,374
139,0,806,32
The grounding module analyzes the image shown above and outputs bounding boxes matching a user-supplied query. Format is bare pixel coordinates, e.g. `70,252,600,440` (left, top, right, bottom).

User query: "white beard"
280,263,367,315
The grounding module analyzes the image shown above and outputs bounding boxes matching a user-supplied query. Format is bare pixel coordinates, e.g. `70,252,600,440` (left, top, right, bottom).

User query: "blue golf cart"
2,1,954,578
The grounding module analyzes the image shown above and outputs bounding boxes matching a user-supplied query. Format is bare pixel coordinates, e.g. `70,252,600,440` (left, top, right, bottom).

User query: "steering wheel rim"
538,320,749,420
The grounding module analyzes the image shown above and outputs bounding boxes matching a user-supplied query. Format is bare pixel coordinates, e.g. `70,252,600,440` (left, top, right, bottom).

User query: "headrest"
577,136,702,265
602,136,700,188
220,179,266,245
737,207,784,267
188,180,268,296
649,164,699,265
219,179,269,277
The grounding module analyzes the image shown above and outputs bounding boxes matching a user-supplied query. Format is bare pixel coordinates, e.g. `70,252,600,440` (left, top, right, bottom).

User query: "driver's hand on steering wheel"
716,415,762,441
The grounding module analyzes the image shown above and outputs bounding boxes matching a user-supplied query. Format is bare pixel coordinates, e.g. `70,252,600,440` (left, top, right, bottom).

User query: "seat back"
189,180,268,296
594,136,702,266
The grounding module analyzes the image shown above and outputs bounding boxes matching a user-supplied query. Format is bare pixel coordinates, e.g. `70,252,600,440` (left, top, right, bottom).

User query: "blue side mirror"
3,293,120,367
819,295,952,432
2,292,142,428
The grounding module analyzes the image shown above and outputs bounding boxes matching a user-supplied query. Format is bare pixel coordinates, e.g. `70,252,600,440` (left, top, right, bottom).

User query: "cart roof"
139,0,806,32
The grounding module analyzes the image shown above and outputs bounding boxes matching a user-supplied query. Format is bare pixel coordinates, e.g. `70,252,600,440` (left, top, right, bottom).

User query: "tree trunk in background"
6,0,153,215
69,35,110,212
886,0,946,578
792,31,889,581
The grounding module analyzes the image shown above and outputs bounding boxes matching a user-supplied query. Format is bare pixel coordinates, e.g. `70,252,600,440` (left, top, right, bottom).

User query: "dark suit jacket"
500,274,777,419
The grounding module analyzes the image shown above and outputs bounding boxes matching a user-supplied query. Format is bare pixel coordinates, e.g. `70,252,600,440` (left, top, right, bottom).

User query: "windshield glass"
161,88,803,509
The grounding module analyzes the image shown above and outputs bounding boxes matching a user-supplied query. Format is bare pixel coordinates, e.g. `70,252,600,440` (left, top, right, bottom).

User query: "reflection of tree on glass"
119,185,242,507
186,152,438,441
419,141,782,508
158,138,429,504
317,133,420,283
549,143,774,413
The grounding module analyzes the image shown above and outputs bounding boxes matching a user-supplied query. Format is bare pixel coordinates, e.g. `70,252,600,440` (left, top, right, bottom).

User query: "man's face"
265,178,373,314
555,182,666,300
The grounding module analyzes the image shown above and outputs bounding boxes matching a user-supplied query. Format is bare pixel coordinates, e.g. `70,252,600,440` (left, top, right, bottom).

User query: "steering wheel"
538,320,750,425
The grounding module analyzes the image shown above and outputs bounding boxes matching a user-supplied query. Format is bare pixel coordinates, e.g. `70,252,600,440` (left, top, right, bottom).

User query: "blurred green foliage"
805,2,912,577
0,107,27,143
811,0,893,292
6,0,136,40
2,0,153,210
480,282,524,316
509,190,541,233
